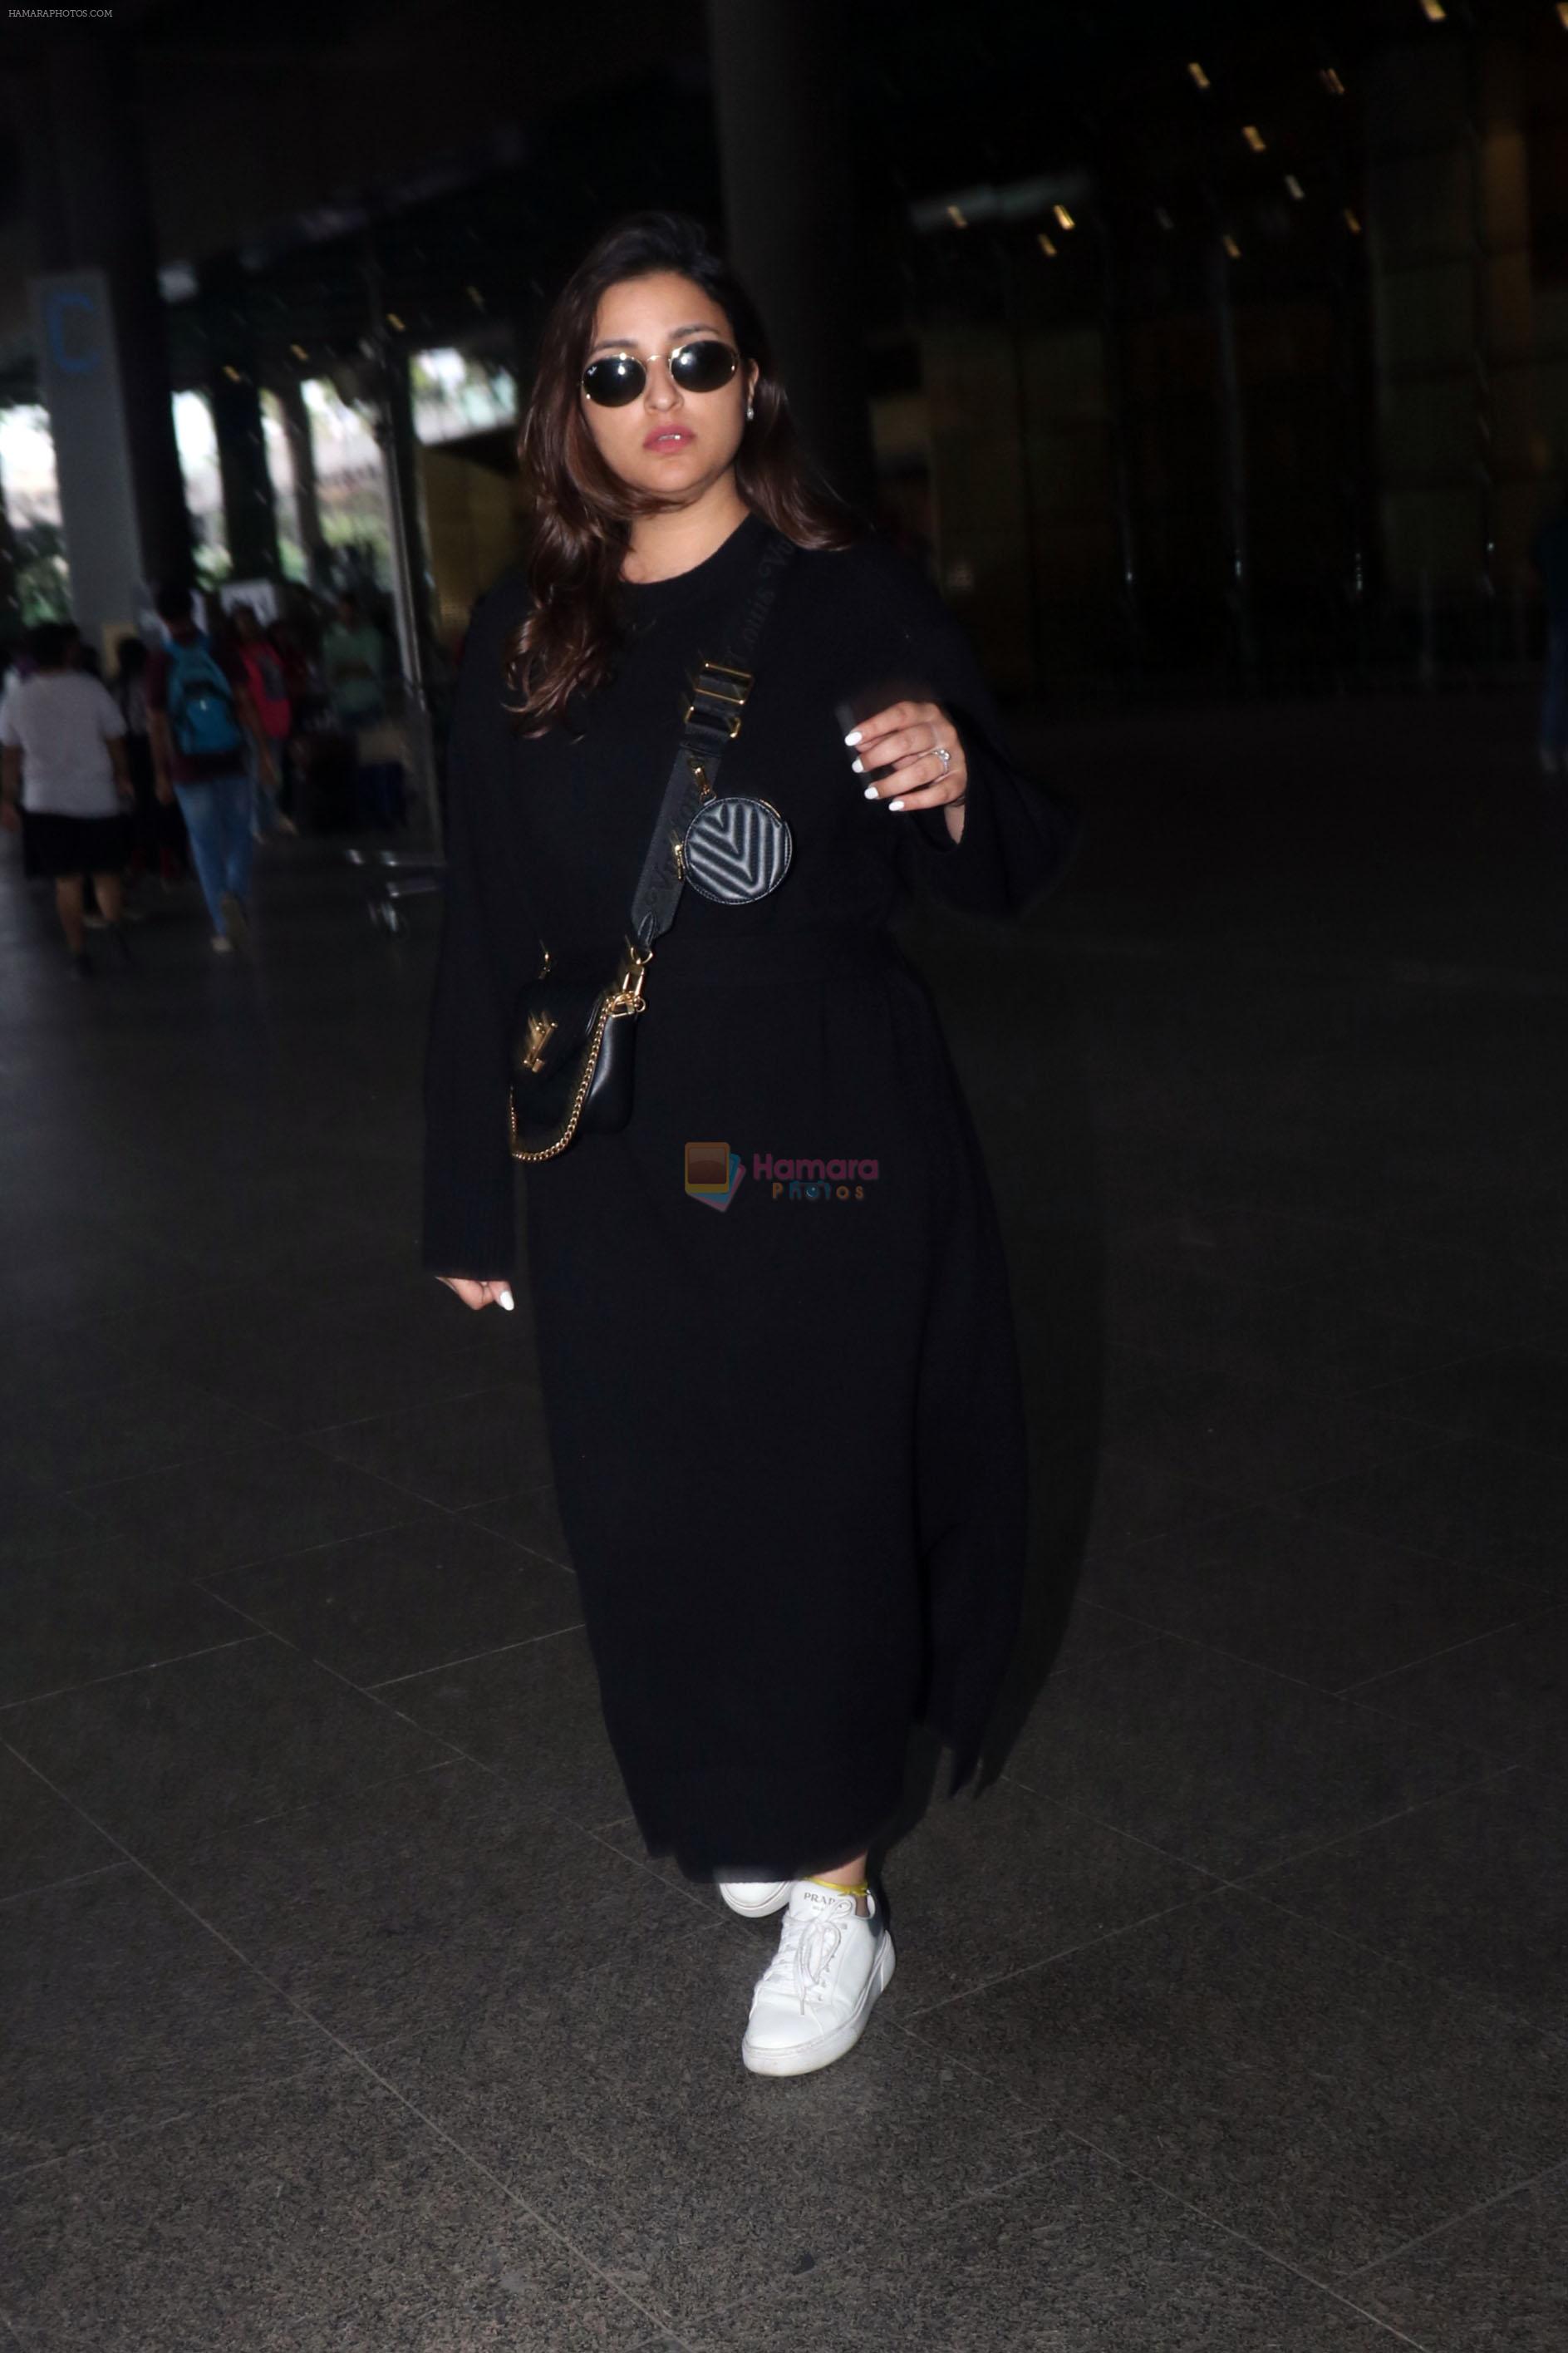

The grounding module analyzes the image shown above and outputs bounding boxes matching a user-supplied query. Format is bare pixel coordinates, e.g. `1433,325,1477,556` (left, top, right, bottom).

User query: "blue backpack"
165,633,243,760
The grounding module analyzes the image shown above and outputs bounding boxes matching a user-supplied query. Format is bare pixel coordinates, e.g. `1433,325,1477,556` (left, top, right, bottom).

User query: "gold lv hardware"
520,1010,558,1074
509,939,653,1164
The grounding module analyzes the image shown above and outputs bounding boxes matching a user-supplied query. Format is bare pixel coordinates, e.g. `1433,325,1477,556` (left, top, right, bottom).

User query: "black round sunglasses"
581,338,740,408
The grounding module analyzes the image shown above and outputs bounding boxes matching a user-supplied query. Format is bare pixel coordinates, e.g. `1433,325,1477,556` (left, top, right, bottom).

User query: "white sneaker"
718,1878,794,1918
741,1880,895,2078
210,933,235,955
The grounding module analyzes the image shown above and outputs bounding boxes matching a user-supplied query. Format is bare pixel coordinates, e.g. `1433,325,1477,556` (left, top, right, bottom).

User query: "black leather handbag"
509,529,797,1164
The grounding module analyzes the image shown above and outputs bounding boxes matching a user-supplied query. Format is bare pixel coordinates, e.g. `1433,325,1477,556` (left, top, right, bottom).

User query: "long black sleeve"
846,545,1081,917
420,591,524,1278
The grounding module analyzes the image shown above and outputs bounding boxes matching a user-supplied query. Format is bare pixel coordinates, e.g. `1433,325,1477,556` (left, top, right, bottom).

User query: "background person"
228,601,298,840
322,588,404,827
145,582,275,953
111,633,190,894
0,618,135,977
322,588,387,731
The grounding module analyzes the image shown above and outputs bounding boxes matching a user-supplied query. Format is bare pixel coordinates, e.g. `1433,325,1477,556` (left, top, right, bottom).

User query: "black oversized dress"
422,511,1077,1881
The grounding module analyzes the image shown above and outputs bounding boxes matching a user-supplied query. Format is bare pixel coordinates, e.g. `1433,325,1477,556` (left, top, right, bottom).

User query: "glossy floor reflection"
2,691,1566,2349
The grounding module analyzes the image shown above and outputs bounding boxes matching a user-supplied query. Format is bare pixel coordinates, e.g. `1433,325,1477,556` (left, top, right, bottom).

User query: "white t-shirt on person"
0,672,125,817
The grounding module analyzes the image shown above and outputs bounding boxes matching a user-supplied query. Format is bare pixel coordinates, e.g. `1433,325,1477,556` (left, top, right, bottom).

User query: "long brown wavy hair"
504,211,863,734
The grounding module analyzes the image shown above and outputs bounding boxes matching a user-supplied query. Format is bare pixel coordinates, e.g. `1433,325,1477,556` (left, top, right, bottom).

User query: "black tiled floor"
0,1529,252,1706
1304,1436,1568,1578
1,1867,327,2172
387,1627,636,1828
1101,1355,1440,1504
1081,1500,1556,1689
68,1437,444,1576
351,1918,1047,2331
460,1476,573,1565
204,1512,581,1687
1364,1341,1568,1459
1251,1765,1568,2039
148,1762,713,2027
308,1378,553,1509
1342,1604,1568,1768
0,1482,102,1569
1346,2158,1568,2351
4,693,1566,2346
2,1636,455,1863
684,2139,1422,2350
0,1372,281,1489
0,1746,121,1903
0,2059,668,2350
1002,1631,1495,1878
905,1889,1568,2277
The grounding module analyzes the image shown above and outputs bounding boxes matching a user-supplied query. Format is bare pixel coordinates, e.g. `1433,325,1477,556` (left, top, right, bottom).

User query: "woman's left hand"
847,700,967,841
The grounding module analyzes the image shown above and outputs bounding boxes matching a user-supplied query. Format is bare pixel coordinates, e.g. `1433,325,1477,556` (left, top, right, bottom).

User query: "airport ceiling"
0,0,1552,405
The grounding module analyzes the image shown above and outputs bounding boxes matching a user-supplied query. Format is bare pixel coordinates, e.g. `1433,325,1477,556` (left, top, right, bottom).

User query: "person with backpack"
145,583,276,953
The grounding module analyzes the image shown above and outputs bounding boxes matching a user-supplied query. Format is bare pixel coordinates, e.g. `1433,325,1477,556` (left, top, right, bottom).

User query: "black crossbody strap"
627,527,797,953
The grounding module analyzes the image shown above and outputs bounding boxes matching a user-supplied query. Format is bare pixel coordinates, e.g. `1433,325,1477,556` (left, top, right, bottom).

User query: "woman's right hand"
436,1277,514,1312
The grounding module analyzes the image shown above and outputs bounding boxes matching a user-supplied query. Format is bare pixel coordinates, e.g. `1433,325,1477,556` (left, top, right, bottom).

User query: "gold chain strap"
509,943,651,1164
509,993,647,1164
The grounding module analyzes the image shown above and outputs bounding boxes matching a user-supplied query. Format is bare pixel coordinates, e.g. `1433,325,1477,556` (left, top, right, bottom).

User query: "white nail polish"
499,1292,515,1312
850,757,863,774
863,784,878,799
887,798,905,812
843,728,862,746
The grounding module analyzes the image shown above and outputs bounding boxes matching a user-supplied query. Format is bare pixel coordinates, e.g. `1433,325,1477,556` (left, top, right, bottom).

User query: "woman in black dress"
422,214,1076,2078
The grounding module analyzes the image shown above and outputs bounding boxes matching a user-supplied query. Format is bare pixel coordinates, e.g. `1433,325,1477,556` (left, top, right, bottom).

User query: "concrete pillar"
200,261,281,581
371,338,443,846
380,343,440,691
1363,27,1536,644
920,325,1034,694
19,33,193,600
0,441,22,636
276,378,326,576
705,0,877,517
1208,239,1256,683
